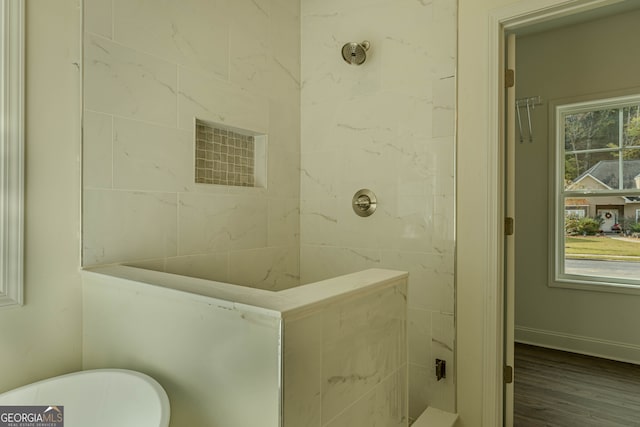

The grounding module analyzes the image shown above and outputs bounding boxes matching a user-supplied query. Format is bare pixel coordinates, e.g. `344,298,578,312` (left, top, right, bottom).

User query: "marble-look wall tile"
299,198,341,246
283,279,407,427
433,76,456,110
381,251,454,313
177,66,269,134
408,363,430,421
268,147,301,198
177,193,268,256
428,136,455,196
300,245,382,284
300,151,343,199
268,99,300,154
409,310,456,416
302,0,391,16
83,111,113,189
113,118,192,192
321,284,406,421
268,198,299,248
432,106,455,138
323,368,407,427
269,56,301,107
427,312,455,412
270,0,301,88
126,258,166,273
431,0,457,70
83,0,302,281
226,4,300,103
164,253,230,283
221,0,270,40
228,246,299,291
84,33,177,126
113,0,229,79
83,189,177,265
300,0,457,414
408,308,431,367
229,25,270,96
84,0,112,39
300,192,438,254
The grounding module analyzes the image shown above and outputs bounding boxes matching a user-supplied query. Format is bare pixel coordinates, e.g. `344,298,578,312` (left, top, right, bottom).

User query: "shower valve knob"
354,195,373,209
352,189,377,217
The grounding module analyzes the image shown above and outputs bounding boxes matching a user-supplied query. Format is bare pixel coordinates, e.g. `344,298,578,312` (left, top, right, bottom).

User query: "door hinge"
505,69,515,88
504,365,513,384
505,217,514,236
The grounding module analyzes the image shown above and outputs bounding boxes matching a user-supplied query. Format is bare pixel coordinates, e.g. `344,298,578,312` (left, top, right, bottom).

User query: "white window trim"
0,0,24,307
549,92,640,295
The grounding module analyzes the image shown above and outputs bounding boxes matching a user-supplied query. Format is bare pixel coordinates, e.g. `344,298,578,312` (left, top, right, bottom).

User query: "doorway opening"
501,0,640,425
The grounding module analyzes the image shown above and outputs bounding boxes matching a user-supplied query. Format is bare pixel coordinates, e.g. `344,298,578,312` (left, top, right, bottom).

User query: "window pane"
563,196,640,281
623,105,640,149
564,151,620,190
564,109,619,152
621,149,640,190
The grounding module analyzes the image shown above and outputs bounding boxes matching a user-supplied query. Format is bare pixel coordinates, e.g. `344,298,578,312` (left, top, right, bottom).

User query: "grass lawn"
565,236,640,261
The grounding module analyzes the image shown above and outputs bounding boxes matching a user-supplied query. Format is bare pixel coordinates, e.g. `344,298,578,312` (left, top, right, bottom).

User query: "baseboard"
515,326,640,365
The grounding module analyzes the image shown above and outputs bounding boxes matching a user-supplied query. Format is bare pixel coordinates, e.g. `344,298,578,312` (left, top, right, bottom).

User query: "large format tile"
113,0,228,79
228,246,299,291
112,117,192,192
83,111,113,189
268,197,299,248
177,193,268,255
267,147,300,198
177,66,269,134
164,252,230,283
84,33,178,126
83,189,178,265
381,251,455,313
300,245,382,284
229,24,271,97
321,283,406,421
270,0,300,90
84,0,112,39
323,368,407,427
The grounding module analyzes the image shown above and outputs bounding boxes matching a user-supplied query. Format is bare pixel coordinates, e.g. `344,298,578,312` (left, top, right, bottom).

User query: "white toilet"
0,369,170,427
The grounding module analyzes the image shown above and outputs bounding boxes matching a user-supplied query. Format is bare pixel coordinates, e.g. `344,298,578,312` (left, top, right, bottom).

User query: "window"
0,0,24,307
554,94,640,291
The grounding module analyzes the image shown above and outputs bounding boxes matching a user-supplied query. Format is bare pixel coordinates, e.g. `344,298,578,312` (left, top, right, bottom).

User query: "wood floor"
514,343,640,427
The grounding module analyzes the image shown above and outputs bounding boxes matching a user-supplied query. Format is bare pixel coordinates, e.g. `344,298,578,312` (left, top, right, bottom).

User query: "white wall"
515,9,640,362
299,0,457,417
82,0,301,291
0,0,82,392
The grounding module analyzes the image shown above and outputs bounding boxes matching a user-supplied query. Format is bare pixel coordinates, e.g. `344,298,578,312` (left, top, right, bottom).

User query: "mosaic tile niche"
195,119,267,187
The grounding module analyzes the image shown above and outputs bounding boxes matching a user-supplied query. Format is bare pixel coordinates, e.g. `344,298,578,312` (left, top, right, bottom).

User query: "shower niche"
194,119,267,188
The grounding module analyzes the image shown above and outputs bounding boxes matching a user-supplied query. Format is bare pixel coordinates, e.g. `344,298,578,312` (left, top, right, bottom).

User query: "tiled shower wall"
299,0,457,416
82,0,457,418
82,0,301,290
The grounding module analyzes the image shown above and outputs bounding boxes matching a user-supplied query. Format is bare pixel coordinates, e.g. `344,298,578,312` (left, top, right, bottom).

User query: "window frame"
550,92,640,295
0,0,24,307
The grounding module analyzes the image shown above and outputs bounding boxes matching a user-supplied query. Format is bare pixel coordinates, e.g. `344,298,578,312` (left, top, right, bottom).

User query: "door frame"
483,0,629,425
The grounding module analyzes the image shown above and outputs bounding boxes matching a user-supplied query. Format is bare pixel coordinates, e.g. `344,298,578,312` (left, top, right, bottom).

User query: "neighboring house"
565,159,640,231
